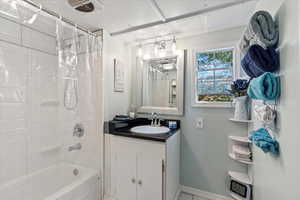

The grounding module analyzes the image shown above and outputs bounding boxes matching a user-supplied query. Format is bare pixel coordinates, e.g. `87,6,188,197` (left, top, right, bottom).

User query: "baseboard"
180,185,233,200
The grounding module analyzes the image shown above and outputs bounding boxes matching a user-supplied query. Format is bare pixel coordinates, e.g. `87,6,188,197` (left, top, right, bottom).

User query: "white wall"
251,0,300,199
103,31,131,121
176,27,250,196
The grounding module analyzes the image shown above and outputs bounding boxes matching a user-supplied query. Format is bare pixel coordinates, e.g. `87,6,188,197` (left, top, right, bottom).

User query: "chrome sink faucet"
151,112,161,127
68,143,82,152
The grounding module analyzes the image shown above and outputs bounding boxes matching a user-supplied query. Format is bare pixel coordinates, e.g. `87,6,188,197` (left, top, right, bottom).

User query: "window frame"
191,46,238,108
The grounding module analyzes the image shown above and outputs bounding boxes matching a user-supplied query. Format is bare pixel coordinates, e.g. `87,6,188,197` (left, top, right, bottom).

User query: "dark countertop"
104,118,180,142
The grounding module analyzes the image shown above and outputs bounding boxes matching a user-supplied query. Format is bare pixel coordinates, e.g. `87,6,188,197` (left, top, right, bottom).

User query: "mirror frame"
135,50,185,116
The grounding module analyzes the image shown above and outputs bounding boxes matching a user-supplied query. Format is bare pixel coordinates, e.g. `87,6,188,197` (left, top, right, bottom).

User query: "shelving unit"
229,171,253,200
229,118,253,123
229,171,252,185
229,136,251,143
229,153,252,165
229,101,254,199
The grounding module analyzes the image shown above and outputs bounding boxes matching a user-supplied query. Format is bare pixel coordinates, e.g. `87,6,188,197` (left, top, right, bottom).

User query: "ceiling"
31,0,257,42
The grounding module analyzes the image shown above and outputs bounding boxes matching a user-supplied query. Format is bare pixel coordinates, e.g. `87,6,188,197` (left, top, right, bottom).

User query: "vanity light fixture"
143,54,151,60
154,41,159,56
172,36,177,54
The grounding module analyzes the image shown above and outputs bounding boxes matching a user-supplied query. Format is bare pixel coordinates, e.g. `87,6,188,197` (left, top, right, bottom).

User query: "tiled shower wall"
0,11,59,185
0,8,102,186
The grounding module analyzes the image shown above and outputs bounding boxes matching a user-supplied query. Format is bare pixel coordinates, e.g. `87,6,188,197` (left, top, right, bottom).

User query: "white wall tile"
0,16,21,44
0,103,26,120
0,119,26,133
0,41,29,87
0,131,27,184
22,27,56,55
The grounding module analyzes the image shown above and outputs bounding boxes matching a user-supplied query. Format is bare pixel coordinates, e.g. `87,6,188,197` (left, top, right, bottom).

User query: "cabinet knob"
138,180,142,185
131,178,136,184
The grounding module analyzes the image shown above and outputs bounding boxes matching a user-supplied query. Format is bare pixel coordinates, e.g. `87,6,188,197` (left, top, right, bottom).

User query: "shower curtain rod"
20,0,100,36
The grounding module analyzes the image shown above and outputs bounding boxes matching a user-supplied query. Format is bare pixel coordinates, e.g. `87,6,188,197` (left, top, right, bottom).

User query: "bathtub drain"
73,168,79,176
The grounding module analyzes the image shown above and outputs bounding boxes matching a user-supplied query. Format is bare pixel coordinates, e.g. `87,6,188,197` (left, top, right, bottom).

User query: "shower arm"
19,0,101,37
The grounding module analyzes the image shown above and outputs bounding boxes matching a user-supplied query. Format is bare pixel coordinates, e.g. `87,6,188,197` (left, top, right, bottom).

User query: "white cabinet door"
113,137,137,200
136,141,165,200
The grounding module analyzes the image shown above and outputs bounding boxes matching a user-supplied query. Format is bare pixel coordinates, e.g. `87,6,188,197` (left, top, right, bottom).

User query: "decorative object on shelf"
228,79,250,120
249,128,279,155
232,144,252,163
228,79,249,97
254,104,276,124
228,135,253,165
247,72,280,101
233,96,249,121
239,10,279,56
241,44,279,78
113,58,125,92
229,172,252,200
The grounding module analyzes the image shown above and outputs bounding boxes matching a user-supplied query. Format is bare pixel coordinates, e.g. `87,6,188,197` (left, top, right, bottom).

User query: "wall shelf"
229,136,251,143
229,153,252,165
229,118,253,123
228,171,252,185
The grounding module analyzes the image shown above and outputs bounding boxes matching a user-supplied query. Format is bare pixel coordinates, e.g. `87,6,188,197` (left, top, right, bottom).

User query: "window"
194,48,234,105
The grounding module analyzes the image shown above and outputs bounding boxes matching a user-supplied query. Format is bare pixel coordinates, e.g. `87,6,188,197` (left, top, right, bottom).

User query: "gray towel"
240,10,279,56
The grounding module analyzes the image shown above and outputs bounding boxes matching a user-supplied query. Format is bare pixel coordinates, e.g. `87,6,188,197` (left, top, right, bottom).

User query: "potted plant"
228,79,250,120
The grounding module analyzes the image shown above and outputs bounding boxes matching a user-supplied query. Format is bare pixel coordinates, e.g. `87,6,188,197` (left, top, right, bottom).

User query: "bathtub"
0,163,100,200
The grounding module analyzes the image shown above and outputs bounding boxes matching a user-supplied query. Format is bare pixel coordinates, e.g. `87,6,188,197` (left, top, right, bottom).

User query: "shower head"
67,0,104,13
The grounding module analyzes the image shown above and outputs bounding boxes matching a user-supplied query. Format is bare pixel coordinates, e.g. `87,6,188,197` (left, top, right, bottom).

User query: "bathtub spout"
68,143,82,151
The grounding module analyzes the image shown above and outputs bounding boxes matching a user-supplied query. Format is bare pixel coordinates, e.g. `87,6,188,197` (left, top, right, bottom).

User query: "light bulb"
143,54,151,60
154,42,159,56
137,44,143,57
172,37,177,54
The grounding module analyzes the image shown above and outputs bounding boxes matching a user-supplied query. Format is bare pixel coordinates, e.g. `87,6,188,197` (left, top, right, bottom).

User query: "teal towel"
249,128,279,155
247,72,280,101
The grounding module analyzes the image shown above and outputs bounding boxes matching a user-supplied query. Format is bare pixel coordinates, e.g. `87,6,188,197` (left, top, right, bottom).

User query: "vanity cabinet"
105,131,180,200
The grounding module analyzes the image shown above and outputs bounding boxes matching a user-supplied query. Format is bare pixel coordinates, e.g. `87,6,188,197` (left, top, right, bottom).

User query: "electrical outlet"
196,118,204,129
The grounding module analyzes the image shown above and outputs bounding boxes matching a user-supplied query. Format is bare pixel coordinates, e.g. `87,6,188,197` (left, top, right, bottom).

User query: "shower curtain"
0,1,103,199
55,19,103,176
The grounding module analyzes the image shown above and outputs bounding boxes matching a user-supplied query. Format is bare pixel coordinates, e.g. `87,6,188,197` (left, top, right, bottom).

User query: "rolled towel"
241,44,279,78
247,72,280,101
240,10,279,55
249,128,279,155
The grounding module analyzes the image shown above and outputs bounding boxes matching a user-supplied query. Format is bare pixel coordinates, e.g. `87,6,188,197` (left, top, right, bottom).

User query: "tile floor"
178,192,210,200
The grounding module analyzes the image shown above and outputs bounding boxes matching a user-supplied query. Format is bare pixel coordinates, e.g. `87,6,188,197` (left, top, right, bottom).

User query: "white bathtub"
0,163,100,200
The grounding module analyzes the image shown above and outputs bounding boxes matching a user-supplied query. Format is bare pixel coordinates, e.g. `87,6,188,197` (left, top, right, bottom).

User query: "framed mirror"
134,50,185,116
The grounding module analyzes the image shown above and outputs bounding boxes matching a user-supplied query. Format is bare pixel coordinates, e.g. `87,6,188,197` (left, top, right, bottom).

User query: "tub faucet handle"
73,123,84,137
68,143,82,151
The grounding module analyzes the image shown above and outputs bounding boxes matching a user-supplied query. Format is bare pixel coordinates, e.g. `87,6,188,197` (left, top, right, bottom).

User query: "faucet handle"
73,123,84,137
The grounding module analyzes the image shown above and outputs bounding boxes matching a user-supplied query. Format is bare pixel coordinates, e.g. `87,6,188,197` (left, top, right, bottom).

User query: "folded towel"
241,44,279,78
240,10,279,56
249,128,279,155
247,72,280,101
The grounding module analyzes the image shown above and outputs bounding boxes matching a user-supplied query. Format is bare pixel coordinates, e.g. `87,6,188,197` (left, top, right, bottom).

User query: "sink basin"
130,125,170,135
